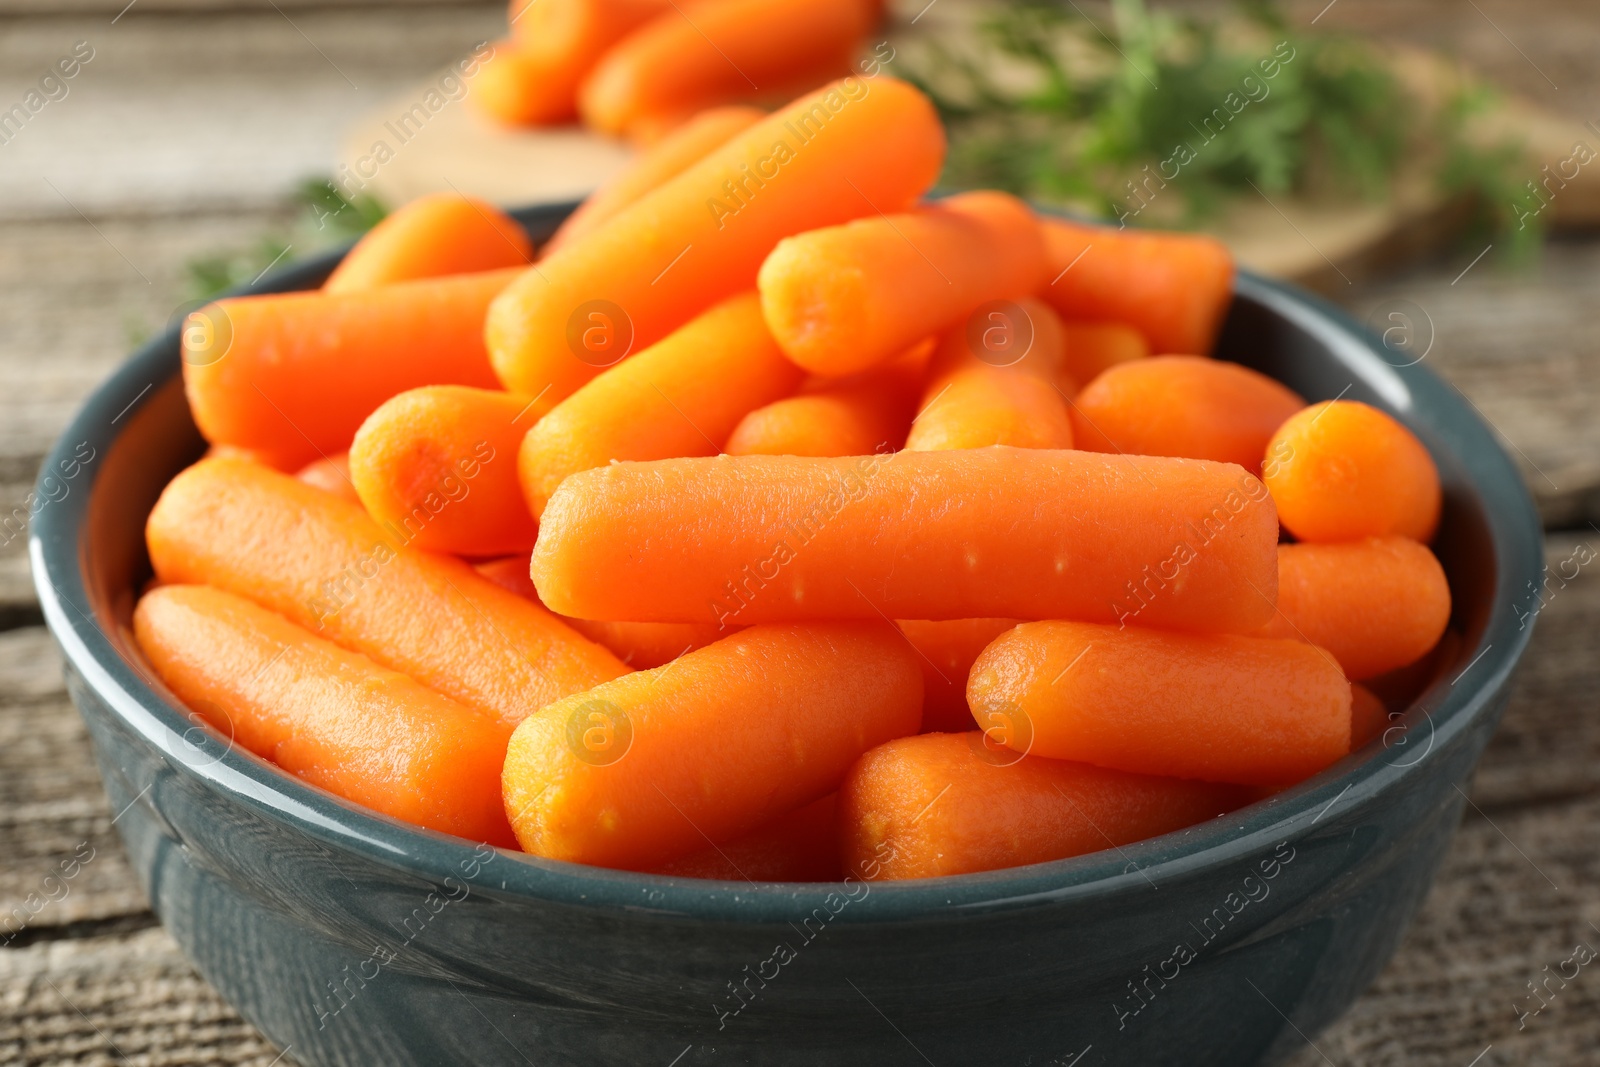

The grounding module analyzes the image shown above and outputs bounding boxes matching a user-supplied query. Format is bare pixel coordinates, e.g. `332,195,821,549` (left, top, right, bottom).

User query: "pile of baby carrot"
138,75,1453,882
471,0,882,140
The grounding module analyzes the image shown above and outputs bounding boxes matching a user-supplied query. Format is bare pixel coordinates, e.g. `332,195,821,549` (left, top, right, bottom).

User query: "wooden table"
2,3,1596,1064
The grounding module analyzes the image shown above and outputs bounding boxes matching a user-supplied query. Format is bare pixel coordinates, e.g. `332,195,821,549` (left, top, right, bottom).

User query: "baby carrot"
759,191,1048,377
135,585,516,847
967,621,1351,786
474,556,726,668
206,443,288,469
654,793,840,881
1071,356,1305,470
896,618,1018,733
1037,217,1234,356
533,448,1281,633
545,105,765,254
578,0,869,138
501,622,922,869
1350,682,1390,750
1259,537,1451,680
1059,320,1148,391
185,267,523,470
323,194,531,293
724,341,929,457
146,458,628,729
294,453,359,503
1263,400,1442,543
904,368,1074,451
905,296,1074,451
348,386,550,557
476,1,672,125
839,733,1246,880
487,75,944,401
518,292,802,516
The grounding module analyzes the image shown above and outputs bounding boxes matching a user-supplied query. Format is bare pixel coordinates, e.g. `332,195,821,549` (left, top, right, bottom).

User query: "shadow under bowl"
31,202,1544,1066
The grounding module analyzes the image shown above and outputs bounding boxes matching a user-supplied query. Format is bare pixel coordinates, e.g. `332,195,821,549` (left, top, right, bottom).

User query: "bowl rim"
30,205,1546,924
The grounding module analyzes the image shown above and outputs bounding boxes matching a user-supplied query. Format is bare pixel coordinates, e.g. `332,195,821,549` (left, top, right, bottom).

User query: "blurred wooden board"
340,27,1600,290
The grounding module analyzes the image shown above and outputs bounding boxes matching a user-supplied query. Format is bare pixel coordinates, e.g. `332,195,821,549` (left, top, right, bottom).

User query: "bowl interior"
31,205,1545,921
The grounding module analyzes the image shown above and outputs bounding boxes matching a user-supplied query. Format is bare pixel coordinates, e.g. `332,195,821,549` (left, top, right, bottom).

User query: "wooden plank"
1342,239,1600,528
0,927,292,1067
0,6,502,222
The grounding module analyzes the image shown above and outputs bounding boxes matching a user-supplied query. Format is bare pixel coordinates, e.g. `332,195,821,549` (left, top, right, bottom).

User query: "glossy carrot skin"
135,585,516,847
759,191,1048,376
324,194,531,292
533,448,1280,633
146,458,628,729
839,733,1246,880
896,618,1018,733
1059,320,1148,391
1037,217,1235,356
349,386,548,556
725,342,929,456
905,297,1073,450
968,621,1351,786
1263,400,1442,543
654,793,841,881
1260,537,1451,680
487,76,945,401
1350,682,1390,750
1071,356,1305,469
501,622,922,869
474,555,726,668
184,267,523,470
579,0,868,138
294,452,359,503
546,105,765,254
478,1,673,125
518,291,802,516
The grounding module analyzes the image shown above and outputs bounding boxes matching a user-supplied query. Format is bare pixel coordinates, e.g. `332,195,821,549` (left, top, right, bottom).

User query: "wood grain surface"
1,3,1596,1066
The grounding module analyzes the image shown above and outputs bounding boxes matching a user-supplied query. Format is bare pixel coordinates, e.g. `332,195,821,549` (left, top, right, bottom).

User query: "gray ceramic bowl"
32,203,1543,1067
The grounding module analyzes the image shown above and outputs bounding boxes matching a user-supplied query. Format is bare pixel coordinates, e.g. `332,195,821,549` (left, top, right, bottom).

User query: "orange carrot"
349,386,550,557
905,368,1074,451
1037,217,1234,356
486,76,945,400
547,105,765,254
146,458,628,729
1263,400,1441,543
205,443,288,469
724,341,929,456
1071,356,1305,469
578,0,869,138
501,622,922,869
759,190,1048,376
967,621,1351,786
1350,682,1389,750
896,618,1018,733
518,291,802,516
184,267,523,470
839,733,1246,880
1259,537,1451,680
904,296,1073,451
324,194,531,293
654,793,840,881
533,447,1281,633
294,453,359,503
476,1,672,125
474,556,726,668
135,585,516,846
1059,320,1148,390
